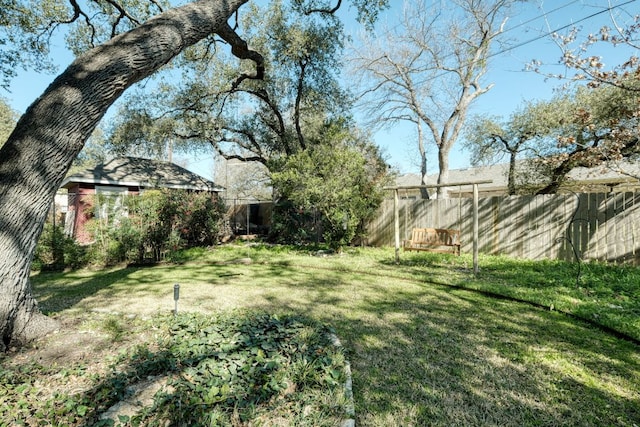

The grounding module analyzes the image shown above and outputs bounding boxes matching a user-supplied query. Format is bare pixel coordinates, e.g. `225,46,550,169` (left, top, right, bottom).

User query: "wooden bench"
403,227,461,255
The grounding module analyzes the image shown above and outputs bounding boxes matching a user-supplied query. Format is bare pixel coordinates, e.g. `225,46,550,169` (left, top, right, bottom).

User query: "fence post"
394,189,400,263
473,184,479,276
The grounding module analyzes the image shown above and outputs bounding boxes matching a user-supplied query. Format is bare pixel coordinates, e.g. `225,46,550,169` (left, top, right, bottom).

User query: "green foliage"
33,223,88,271
0,96,17,145
464,81,640,194
0,0,61,89
0,312,347,426
87,189,226,265
110,0,352,166
270,199,323,245
270,137,388,250
464,98,567,167
107,99,179,159
0,0,170,89
463,98,571,194
144,313,344,425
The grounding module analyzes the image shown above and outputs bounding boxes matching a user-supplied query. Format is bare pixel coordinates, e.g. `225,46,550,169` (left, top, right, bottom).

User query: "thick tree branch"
303,0,342,15
217,22,265,90
0,0,250,348
294,59,308,151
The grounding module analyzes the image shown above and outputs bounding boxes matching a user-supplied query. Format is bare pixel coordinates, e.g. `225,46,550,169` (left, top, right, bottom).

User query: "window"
95,186,129,223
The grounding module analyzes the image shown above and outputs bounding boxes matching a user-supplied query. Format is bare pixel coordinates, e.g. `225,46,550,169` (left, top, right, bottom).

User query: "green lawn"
2,244,639,426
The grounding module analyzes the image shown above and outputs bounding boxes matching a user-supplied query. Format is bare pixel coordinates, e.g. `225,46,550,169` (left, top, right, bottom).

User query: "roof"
396,160,640,193
61,156,224,192
396,163,508,193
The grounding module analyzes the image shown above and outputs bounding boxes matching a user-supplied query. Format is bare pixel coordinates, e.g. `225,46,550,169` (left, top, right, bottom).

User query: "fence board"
365,191,640,264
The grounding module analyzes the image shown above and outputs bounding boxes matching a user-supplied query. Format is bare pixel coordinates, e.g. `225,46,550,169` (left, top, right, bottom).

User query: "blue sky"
362,0,640,175
3,0,639,180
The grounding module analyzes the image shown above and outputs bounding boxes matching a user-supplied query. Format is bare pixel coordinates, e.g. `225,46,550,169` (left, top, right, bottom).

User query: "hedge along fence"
365,192,640,264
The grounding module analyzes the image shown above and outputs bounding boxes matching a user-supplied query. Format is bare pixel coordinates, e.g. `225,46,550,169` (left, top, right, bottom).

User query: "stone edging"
330,333,356,426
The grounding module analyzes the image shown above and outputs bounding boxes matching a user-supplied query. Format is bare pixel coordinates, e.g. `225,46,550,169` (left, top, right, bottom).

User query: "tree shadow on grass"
2,312,348,426
27,253,640,426
239,261,640,426
353,289,637,425
30,261,248,315
31,267,147,315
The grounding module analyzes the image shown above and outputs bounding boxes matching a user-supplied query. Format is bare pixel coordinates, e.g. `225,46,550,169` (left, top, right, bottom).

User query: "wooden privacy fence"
365,192,640,264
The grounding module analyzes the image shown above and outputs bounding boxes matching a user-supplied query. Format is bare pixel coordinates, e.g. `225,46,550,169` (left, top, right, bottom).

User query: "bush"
270,200,322,245
33,223,88,271
85,189,227,266
270,143,387,251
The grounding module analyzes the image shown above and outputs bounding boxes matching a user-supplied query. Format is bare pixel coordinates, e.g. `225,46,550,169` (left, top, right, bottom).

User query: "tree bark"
0,0,249,350
436,147,450,198
417,120,430,199
507,149,517,195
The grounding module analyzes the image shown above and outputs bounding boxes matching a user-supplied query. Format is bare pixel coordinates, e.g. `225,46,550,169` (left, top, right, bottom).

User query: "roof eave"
61,177,223,192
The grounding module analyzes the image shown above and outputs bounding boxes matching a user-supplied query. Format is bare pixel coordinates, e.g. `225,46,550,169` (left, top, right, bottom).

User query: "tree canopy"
270,119,389,249
464,80,640,194
105,0,390,249
463,99,568,194
0,0,390,350
108,0,350,165
518,6,640,193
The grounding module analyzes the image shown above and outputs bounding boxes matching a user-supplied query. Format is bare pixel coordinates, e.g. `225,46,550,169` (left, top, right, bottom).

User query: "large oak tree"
0,0,388,351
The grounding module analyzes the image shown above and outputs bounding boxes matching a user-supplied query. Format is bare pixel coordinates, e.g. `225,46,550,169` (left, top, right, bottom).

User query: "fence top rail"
384,180,493,191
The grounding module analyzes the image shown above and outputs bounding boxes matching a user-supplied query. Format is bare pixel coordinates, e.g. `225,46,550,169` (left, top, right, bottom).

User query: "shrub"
85,189,227,265
270,143,387,251
270,200,322,245
33,223,87,271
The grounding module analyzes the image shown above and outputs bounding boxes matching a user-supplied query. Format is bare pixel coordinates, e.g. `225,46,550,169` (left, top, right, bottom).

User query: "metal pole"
394,188,400,264
173,283,180,315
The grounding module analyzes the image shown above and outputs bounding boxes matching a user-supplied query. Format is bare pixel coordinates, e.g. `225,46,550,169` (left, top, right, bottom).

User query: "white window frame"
95,186,129,223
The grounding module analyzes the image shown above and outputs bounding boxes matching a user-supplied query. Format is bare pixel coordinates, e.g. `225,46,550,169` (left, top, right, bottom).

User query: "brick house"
61,156,224,243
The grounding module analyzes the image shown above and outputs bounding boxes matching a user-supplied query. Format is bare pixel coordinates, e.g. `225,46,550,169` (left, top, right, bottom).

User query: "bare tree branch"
350,0,510,197
302,0,342,15
102,0,142,38
216,22,265,90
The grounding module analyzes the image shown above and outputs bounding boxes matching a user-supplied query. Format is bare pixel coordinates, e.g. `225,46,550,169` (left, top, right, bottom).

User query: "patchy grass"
2,244,639,426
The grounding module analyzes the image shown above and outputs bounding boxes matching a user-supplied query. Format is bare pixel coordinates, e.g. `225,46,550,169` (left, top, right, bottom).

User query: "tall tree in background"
465,83,640,194
351,0,512,198
109,0,350,167
107,0,390,236
463,98,569,194
0,0,389,350
526,5,640,193
533,84,640,194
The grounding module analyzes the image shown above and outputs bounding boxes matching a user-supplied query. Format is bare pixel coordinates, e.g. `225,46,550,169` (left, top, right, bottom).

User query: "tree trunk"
0,0,248,351
535,149,586,195
507,150,517,195
536,163,572,195
417,120,430,199
436,147,450,199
